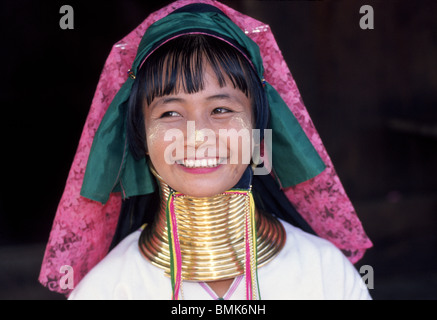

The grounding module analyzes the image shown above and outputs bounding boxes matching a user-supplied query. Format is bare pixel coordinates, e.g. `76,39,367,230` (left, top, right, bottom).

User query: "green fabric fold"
265,83,325,187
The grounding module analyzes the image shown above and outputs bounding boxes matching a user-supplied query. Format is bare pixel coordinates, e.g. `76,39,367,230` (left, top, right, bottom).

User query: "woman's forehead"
145,62,252,105
147,75,252,111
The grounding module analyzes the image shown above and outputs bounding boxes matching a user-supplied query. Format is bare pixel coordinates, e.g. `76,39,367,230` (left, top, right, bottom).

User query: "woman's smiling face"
144,65,254,197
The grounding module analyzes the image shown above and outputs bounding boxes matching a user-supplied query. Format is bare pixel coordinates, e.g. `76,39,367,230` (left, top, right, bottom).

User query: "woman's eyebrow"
149,97,185,110
150,93,236,109
206,93,247,107
161,97,185,104
206,94,232,101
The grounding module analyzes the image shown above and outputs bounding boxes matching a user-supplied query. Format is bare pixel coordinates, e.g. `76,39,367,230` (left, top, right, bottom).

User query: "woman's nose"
185,121,217,147
186,111,211,131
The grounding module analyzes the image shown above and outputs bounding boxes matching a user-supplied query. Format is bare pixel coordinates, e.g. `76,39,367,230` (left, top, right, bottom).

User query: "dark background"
0,0,436,299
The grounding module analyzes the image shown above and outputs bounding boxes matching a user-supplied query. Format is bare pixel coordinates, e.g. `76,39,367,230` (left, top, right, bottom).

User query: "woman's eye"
160,111,181,118
212,107,232,115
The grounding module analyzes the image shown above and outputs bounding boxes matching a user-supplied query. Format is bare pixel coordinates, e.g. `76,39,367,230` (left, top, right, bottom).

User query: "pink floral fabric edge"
248,25,373,263
38,0,372,296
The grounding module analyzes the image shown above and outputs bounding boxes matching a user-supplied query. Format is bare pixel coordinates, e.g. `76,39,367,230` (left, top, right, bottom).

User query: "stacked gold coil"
139,172,286,281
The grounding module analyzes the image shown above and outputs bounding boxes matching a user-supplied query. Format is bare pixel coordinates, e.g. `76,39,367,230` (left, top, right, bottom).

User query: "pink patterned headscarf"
39,0,372,295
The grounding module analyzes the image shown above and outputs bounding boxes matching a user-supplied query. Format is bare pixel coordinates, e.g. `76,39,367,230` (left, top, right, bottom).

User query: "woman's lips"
175,157,226,168
175,157,227,174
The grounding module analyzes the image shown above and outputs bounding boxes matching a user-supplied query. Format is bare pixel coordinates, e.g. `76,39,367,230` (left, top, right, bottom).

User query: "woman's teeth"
177,158,224,168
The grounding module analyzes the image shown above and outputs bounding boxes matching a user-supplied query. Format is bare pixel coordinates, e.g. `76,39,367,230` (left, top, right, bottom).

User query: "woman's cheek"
146,122,169,162
217,114,253,164
229,114,253,132
231,114,253,164
147,121,186,167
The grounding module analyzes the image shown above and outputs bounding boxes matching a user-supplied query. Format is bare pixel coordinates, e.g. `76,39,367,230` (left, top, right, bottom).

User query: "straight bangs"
138,34,254,106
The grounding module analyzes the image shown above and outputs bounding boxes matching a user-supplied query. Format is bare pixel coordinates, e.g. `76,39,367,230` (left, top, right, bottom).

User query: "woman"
39,0,372,300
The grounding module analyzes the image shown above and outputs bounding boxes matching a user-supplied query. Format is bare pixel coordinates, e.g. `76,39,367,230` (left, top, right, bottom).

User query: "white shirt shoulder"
258,221,371,300
68,221,371,300
68,229,171,300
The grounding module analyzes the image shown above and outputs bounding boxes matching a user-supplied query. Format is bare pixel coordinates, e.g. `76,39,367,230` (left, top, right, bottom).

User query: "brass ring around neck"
139,166,286,281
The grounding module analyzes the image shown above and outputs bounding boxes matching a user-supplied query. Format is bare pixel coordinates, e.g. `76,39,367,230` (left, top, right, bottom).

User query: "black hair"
126,34,268,160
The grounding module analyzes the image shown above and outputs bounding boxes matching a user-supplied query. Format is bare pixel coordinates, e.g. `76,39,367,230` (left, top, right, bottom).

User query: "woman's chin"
169,174,236,197
171,183,229,198
156,162,246,197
